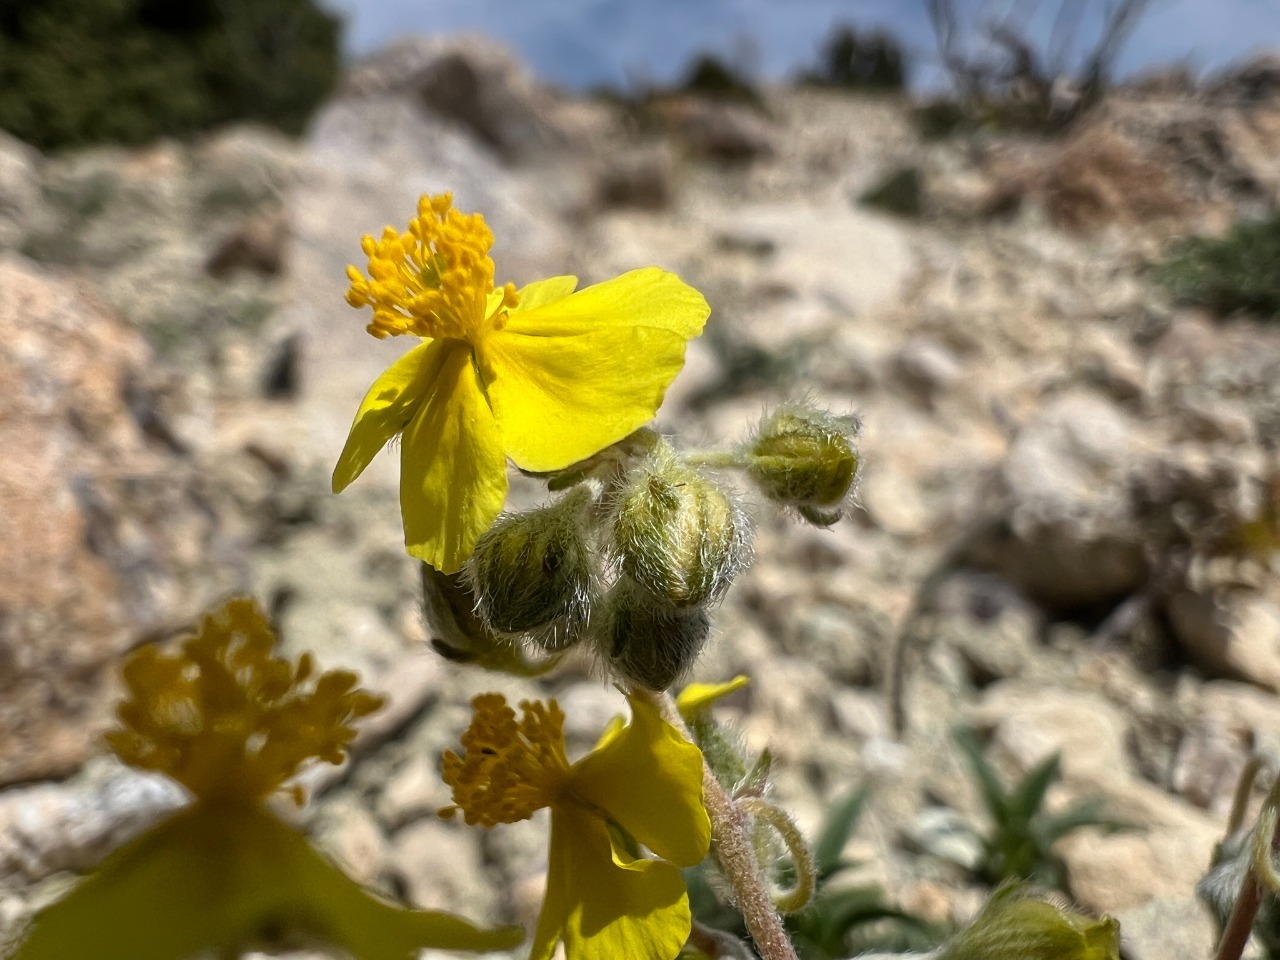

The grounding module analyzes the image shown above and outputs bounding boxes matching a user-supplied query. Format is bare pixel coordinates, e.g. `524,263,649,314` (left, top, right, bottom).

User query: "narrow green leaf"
953,726,1010,821
1010,752,1063,824
813,785,871,882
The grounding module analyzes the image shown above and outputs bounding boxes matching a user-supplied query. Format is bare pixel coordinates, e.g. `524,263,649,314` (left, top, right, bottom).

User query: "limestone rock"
0,131,40,252
970,391,1152,612
1169,588,1280,691
0,258,160,783
0,763,183,884
386,819,501,921
343,34,572,162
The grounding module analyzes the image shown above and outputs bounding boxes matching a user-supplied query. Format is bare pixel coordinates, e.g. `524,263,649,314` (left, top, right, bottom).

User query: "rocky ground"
3,34,1280,960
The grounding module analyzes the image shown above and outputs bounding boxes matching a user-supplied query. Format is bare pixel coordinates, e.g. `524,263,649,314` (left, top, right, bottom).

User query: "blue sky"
322,0,1280,90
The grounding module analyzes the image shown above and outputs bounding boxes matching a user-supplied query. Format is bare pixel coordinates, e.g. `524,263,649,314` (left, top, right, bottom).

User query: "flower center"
345,192,519,341
439,694,572,826
107,597,384,806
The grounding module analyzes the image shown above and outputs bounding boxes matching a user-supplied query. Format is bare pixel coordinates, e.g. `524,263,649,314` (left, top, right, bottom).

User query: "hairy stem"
633,687,799,960
1215,774,1280,960
1217,876,1263,960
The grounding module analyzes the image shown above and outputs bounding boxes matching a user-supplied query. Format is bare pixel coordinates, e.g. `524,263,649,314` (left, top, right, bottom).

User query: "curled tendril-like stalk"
738,798,816,916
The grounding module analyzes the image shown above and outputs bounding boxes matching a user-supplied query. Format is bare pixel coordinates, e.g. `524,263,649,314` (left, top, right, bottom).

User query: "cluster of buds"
425,403,860,691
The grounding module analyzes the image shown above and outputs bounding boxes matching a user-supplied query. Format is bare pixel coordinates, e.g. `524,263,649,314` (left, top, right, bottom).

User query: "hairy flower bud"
420,565,561,675
746,405,861,524
602,577,711,691
933,885,1119,960
467,487,596,650
611,446,750,608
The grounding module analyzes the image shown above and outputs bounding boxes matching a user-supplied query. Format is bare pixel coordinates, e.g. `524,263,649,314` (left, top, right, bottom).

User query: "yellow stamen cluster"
106,597,384,806
440,694,571,826
345,192,519,341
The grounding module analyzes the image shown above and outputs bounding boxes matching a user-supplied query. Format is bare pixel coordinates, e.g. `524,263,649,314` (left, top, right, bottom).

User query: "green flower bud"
467,487,596,650
936,885,1120,960
602,576,711,691
611,446,751,608
746,405,860,524
418,564,559,676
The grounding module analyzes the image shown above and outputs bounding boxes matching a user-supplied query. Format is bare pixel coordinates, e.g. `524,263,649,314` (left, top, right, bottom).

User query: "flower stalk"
1208,773,1280,960
1214,782,1280,960
633,687,800,960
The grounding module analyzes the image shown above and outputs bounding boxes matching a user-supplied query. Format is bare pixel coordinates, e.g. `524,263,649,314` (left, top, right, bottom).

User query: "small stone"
205,210,288,278
971,684,1131,788
312,799,388,887
830,689,890,740
595,147,674,210
663,98,775,163
902,807,984,871
1114,897,1217,960
893,336,963,402
860,466,931,538
782,603,876,685
1170,718,1250,814
0,763,185,883
377,755,441,830
1059,805,1220,912
387,819,498,918
1169,589,1280,692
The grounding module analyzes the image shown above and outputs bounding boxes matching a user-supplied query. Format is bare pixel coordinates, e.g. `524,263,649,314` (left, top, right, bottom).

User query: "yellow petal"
333,340,435,493
569,696,710,867
478,325,686,473
14,805,523,960
479,268,709,472
530,808,690,960
510,267,708,338
513,275,578,311
400,342,508,573
676,675,751,721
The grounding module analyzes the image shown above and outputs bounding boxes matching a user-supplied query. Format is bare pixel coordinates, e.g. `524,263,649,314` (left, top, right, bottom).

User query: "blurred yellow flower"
441,693,711,960
14,597,522,960
334,192,710,573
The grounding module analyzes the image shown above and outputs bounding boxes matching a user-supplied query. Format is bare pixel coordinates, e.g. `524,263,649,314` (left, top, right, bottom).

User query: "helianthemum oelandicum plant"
440,692,711,960
13,597,523,960
334,192,710,573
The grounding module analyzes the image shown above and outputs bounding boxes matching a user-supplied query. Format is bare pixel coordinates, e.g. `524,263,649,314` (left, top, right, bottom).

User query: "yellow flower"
441,693,711,960
14,598,522,960
334,192,710,573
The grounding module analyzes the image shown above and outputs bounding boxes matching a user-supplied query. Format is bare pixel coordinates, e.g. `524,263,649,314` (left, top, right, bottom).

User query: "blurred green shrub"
857,166,923,218
678,54,764,107
0,0,340,149
801,25,907,91
1154,214,1280,320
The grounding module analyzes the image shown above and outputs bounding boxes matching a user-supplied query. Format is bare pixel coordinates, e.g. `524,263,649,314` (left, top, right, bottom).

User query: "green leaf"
1034,800,1135,845
953,726,1010,821
1010,752,1063,824
812,785,871,882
